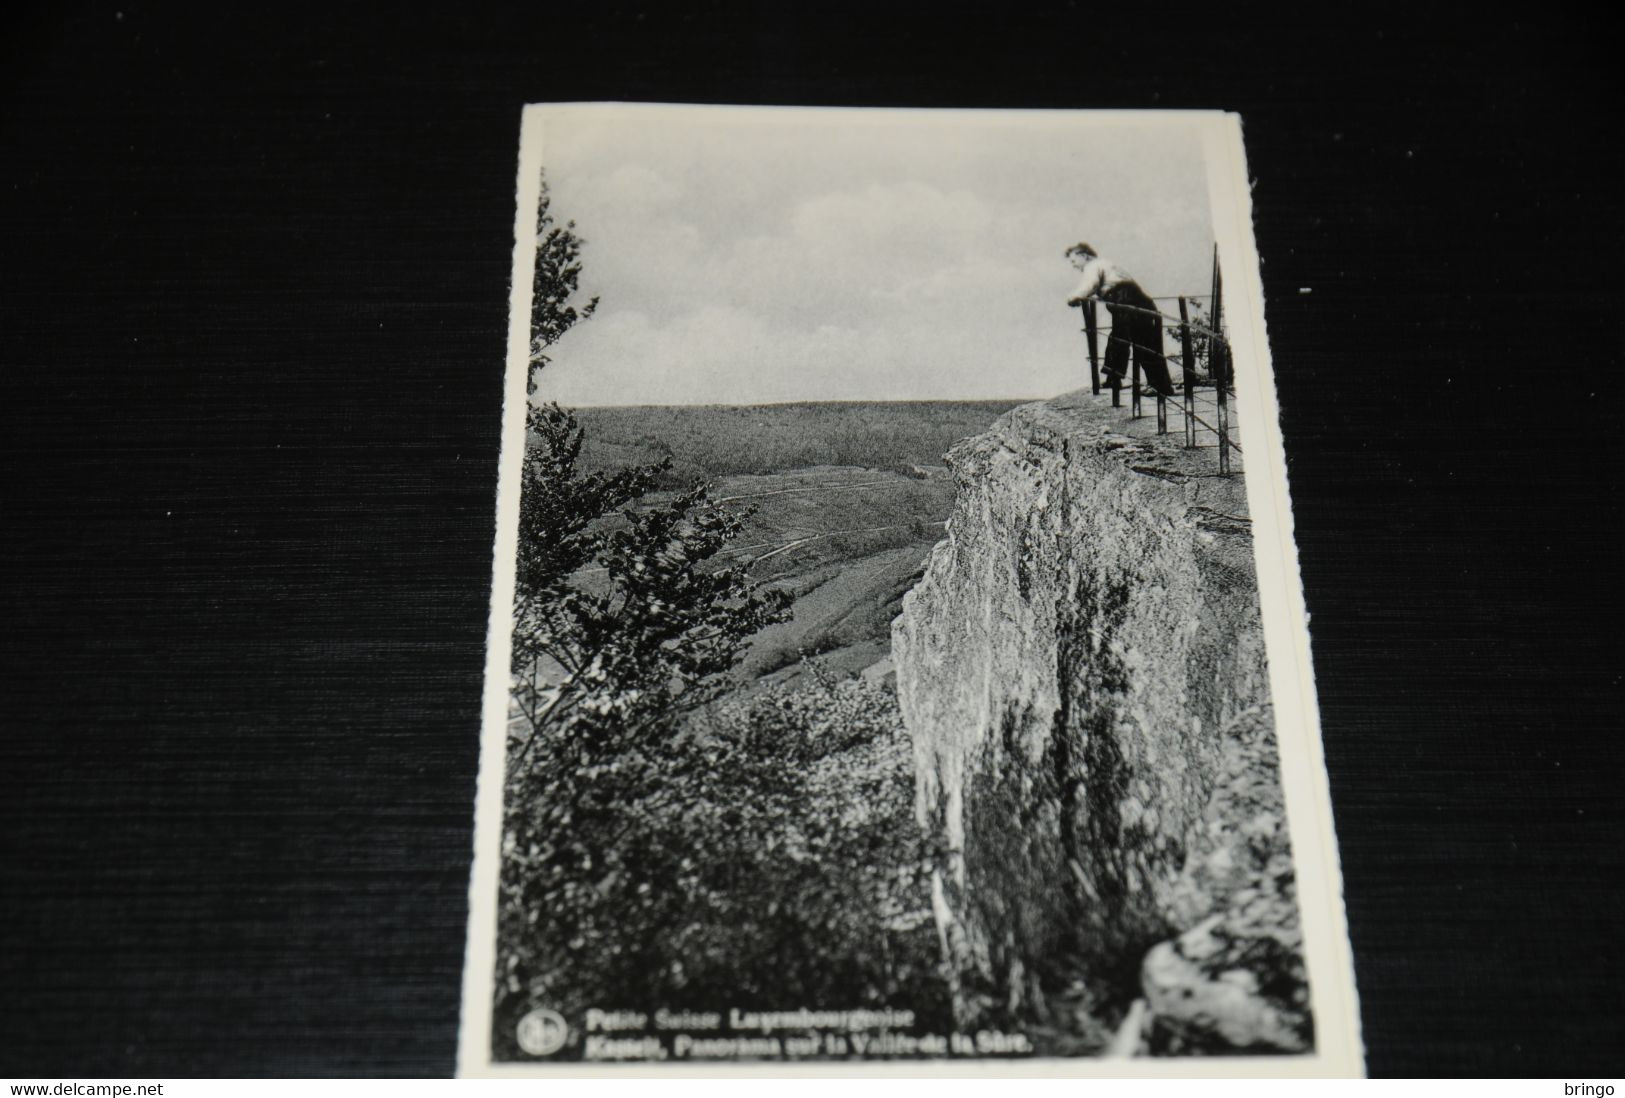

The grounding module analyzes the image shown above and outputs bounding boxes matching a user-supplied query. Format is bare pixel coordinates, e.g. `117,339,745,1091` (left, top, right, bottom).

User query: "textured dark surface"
3,6,1620,1078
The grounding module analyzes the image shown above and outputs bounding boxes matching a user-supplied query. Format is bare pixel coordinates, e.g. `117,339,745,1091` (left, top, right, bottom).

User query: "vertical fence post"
1178,296,1195,448
1109,323,1121,409
1210,243,1221,323
1211,250,1231,473
1211,250,1228,392
1083,300,1100,395
1154,348,1167,432
1154,306,1168,434
1131,356,1141,419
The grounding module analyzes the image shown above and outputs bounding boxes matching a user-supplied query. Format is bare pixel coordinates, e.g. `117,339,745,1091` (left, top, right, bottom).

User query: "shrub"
494,669,952,1060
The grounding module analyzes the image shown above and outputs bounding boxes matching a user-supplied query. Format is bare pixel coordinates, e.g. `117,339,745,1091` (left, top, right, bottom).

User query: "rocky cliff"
891,390,1311,1056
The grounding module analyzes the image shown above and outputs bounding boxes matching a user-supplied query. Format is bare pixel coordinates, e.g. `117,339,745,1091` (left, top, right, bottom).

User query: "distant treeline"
568,400,1027,483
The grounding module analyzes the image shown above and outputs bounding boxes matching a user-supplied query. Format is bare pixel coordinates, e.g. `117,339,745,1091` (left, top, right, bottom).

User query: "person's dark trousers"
1102,282,1175,396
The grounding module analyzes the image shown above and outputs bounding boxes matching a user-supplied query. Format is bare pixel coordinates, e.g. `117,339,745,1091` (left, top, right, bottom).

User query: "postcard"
458,103,1362,1077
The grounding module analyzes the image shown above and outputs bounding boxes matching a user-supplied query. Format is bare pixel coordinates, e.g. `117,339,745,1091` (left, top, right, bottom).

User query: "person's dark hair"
1065,242,1098,260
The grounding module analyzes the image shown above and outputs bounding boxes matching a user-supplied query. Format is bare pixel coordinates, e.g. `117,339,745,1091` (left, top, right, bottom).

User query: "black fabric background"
3,4,1621,1078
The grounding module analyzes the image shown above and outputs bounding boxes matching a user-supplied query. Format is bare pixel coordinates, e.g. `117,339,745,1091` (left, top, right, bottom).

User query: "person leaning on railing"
1065,242,1177,397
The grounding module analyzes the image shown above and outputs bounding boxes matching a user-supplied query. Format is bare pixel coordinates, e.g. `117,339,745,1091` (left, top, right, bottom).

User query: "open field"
573,399,1026,486
565,401,1024,691
664,464,947,691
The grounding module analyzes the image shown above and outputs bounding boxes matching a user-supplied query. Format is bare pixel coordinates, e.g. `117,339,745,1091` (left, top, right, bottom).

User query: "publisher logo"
517,1007,569,1057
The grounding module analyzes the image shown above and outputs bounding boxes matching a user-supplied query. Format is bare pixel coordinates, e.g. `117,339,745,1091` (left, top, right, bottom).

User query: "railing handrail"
1071,243,1236,474
1080,297,1228,341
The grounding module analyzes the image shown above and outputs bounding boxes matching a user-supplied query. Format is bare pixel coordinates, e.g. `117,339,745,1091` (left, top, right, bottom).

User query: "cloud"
533,108,1215,406
792,182,994,254
599,163,682,210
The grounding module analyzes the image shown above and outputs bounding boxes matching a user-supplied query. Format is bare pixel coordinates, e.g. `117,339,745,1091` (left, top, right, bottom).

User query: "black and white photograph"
458,104,1361,1076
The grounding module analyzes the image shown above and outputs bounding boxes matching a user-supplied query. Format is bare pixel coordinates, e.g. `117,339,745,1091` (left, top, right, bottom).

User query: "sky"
531,105,1217,407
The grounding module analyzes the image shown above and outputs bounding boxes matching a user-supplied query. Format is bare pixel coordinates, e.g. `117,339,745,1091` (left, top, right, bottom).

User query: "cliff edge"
891,389,1311,1055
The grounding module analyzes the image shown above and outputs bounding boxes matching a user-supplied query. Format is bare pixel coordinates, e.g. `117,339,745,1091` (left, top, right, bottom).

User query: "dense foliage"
501,358,794,1060
496,178,947,1059
527,179,597,392
495,669,950,1060
509,402,790,741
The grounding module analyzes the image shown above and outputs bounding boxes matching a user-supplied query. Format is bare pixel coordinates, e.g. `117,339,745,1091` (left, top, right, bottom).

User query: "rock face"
891,390,1310,1055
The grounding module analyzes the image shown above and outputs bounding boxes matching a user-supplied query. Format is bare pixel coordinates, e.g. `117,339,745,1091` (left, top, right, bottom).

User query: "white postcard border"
457,103,1364,1078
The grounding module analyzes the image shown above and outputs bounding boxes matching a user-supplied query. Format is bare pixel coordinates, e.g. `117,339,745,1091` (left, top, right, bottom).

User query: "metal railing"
1073,244,1239,474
